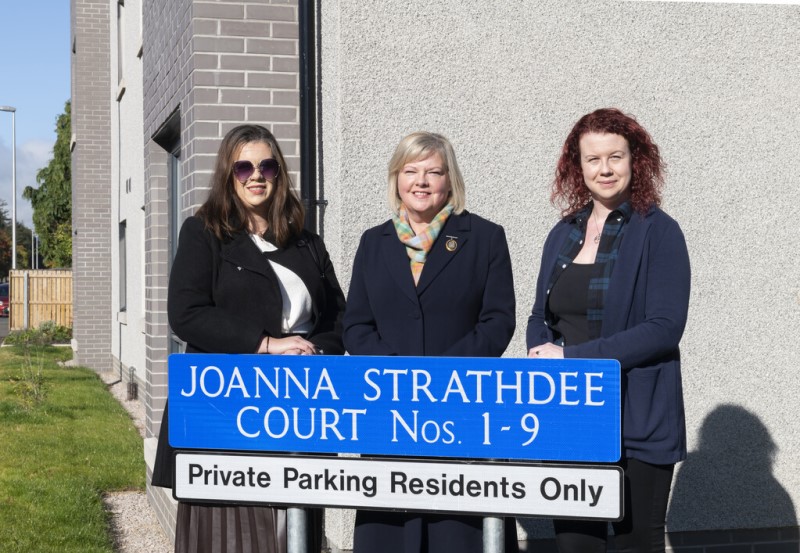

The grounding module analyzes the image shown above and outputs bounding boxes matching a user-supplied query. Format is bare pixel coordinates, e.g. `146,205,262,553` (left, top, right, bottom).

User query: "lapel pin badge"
445,235,458,252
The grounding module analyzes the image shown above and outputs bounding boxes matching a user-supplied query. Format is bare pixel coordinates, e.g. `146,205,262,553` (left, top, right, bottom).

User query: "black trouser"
554,458,675,553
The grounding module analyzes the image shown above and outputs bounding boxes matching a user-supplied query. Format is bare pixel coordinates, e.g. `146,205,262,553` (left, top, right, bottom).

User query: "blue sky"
0,2,71,228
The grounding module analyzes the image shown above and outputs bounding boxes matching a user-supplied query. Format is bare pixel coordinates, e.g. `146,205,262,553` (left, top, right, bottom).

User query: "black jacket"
151,216,346,489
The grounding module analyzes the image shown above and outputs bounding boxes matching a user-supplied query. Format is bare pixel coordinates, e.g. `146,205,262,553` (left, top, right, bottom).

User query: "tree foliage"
0,199,33,278
23,101,72,268
0,201,10,277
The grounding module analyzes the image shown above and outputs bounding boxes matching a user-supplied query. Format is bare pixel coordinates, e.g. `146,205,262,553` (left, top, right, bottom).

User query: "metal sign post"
484,516,505,553
287,508,307,553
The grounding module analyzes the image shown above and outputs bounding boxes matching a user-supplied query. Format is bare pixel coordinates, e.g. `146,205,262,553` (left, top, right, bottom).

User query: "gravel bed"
98,370,172,553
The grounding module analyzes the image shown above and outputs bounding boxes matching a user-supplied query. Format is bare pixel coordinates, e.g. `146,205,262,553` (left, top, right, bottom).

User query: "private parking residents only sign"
168,354,622,519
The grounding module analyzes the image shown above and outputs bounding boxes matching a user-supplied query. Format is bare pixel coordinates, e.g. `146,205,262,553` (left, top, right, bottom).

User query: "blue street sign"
168,354,620,462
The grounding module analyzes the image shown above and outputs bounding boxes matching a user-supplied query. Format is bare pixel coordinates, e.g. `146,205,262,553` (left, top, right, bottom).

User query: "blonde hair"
387,131,466,214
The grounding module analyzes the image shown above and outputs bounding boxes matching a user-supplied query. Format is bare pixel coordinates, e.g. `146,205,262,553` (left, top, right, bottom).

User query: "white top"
250,234,314,335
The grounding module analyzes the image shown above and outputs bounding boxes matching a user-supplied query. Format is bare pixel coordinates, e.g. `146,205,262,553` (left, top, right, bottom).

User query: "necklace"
592,210,603,244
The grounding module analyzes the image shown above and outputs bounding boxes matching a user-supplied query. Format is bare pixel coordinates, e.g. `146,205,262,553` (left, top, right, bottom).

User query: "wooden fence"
8,270,73,331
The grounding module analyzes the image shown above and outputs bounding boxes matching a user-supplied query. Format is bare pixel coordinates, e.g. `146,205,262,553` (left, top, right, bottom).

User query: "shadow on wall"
668,404,796,539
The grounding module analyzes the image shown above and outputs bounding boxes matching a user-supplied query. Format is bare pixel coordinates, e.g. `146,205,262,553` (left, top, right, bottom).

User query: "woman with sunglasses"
343,131,518,553
151,124,346,553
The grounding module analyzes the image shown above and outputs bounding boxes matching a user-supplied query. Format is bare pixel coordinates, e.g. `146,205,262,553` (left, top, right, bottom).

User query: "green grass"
0,345,145,553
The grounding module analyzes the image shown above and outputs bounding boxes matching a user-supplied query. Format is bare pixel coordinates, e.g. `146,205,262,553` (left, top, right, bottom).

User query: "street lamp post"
0,106,16,270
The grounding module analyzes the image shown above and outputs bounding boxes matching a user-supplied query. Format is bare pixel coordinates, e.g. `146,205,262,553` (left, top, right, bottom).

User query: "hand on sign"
528,343,564,359
257,335,318,355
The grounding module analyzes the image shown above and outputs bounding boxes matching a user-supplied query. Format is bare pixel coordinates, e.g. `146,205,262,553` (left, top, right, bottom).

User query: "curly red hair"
552,108,665,216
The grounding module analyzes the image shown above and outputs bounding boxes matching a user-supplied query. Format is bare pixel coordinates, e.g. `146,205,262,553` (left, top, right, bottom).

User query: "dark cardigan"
527,206,691,465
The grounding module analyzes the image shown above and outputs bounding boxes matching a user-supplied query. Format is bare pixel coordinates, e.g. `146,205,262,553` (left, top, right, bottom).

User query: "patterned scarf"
392,203,454,285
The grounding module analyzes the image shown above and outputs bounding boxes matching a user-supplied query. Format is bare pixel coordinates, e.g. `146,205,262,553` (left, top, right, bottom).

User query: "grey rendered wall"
319,0,800,542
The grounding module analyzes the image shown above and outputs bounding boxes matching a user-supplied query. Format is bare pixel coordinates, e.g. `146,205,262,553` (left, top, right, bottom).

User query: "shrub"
5,321,72,346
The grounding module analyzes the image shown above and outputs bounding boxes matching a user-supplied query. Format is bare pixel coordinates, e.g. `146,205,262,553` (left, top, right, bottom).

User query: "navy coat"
527,206,690,465
343,210,518,553
343,210,516,357
151,216,346,489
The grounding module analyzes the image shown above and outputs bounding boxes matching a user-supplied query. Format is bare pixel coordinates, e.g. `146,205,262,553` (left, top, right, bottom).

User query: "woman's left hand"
283,348,315,355
528,342,564,359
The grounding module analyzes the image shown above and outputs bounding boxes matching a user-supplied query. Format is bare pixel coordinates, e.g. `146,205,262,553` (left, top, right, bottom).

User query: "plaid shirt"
545,201,633,344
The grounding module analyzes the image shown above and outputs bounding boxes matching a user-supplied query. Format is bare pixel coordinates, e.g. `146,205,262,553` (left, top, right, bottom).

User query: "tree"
0,199,10,277
0,199,33,278
23,101,72,268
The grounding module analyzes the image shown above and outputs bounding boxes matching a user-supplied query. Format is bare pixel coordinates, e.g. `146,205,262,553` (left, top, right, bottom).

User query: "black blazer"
151,216,346,489
343,210,515,357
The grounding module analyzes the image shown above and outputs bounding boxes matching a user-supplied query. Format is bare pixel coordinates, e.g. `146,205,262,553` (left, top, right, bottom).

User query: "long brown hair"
196,125,304,246
552,108,665,217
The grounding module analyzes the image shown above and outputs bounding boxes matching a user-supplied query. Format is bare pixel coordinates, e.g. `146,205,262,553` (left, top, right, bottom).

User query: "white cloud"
0,137,54,228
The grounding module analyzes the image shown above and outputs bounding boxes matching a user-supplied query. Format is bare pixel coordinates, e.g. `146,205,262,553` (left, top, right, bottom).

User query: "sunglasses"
233,158,281,183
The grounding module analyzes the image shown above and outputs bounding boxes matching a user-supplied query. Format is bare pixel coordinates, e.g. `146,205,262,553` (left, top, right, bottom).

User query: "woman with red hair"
527,108,690,552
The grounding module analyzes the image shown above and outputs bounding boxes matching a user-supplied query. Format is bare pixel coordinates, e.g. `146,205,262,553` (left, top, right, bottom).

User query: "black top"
548,262,594,346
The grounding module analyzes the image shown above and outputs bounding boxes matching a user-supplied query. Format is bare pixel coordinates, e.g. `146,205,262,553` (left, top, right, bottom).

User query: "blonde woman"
343,131,518,553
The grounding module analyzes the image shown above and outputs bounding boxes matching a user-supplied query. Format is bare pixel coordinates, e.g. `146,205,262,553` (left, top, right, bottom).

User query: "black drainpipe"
298,0,324,233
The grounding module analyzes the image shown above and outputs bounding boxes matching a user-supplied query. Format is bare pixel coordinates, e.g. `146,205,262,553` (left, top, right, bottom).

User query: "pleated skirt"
174,503,321,553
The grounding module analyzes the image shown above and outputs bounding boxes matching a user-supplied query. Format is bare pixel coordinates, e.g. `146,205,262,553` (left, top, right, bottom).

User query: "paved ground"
0,317,8,344
97,370,172,553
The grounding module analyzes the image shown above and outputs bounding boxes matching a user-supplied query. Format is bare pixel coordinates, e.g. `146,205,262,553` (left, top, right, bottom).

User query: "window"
119,220,127,312
168,147,181,266
117,1,125,85
153,108,184,354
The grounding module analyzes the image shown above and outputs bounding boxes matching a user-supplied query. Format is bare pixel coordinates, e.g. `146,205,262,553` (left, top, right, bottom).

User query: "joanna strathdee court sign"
168,354,621,462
